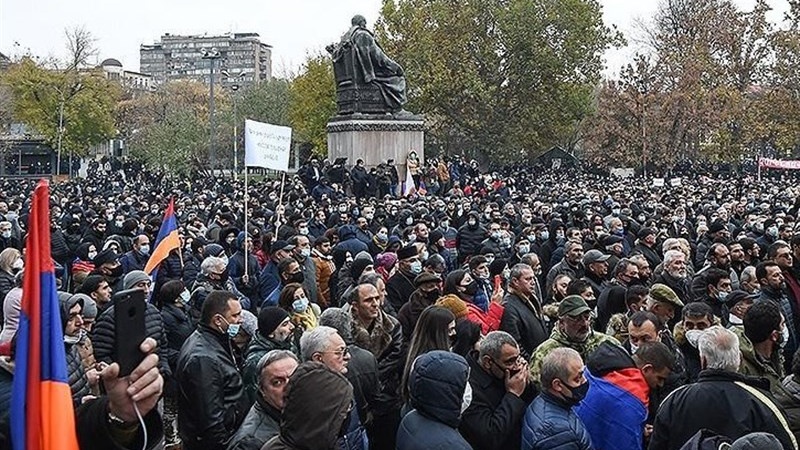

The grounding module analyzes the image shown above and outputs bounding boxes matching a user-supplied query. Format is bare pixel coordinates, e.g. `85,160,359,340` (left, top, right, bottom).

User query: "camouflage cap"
558,295,592,317
649,283,684,308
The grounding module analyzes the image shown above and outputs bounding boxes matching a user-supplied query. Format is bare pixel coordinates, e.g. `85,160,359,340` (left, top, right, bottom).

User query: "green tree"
0,57,119,161
376,0,620,163
288,53,336,154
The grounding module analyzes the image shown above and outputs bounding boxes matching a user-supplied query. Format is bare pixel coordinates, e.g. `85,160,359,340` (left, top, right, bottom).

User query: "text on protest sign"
244,120,292,171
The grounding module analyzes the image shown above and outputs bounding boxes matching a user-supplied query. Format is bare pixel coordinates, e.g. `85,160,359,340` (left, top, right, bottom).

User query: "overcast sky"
0,0,790,78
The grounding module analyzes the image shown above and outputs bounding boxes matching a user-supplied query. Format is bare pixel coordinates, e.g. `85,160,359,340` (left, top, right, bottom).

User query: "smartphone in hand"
113,288,147,377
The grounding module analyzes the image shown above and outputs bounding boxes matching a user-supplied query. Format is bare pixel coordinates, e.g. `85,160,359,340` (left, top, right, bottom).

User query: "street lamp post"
221,70,245,180
202,48,221,174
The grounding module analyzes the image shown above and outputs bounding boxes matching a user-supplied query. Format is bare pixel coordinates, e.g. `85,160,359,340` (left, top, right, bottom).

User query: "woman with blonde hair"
0,248,22,310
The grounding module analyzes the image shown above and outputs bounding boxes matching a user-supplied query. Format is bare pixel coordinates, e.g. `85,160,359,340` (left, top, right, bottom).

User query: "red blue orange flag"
144,197,181,274
10,180,80,450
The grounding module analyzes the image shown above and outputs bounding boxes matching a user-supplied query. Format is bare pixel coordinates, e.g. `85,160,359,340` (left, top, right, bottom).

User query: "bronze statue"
327,15,409,115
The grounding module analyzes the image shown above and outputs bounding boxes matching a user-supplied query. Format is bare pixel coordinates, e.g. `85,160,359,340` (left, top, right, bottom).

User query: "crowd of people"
0,156,798,450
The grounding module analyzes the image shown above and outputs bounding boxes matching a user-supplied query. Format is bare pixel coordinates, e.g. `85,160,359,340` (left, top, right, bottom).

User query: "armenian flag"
10,180,80,450
144,197,181,274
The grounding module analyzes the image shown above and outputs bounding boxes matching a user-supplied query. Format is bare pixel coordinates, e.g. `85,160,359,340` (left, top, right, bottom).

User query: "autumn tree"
288,53,336,155
583,0,776,168
119,80,229,175
376,0,621,163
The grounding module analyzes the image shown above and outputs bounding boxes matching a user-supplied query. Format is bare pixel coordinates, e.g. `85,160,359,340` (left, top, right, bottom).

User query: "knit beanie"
258,306,290,338
123,270,150,290
435,295,469,319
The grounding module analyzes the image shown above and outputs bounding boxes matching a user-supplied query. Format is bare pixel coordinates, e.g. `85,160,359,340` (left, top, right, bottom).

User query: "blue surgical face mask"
717,291,729,302
540,231,550,241
139,244,150,255
410,261,423,274
219,316,240,338
293,296,309,313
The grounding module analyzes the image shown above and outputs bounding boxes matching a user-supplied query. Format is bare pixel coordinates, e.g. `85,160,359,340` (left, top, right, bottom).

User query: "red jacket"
466,301,504,334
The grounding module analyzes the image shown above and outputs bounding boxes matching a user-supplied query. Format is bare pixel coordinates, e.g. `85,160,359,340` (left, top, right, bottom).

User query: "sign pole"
244,165,249,278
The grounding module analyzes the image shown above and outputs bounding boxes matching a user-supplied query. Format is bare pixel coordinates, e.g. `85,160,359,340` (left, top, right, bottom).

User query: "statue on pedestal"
327,15,409,116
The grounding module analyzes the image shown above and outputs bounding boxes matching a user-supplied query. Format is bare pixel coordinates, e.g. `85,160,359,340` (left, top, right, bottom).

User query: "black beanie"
258,307,290,338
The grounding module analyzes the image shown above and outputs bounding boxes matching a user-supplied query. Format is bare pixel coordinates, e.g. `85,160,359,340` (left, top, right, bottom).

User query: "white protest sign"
670,177,682,187
652,178,665,187
244,120,292,171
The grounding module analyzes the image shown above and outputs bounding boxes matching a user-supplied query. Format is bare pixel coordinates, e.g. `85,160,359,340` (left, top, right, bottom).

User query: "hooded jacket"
575,342,649,450
242,334,295,405
397,351,472,450
335,225,369,256
262,362,354,450
60,292,89,406
455,212,486,259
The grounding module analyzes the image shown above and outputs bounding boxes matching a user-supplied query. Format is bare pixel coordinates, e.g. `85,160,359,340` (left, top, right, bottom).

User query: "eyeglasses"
319,347,350,358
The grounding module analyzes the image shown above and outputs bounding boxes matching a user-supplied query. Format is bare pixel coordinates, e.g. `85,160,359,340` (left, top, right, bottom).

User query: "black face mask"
287,271,305,284
423,289,441,302
559,380,590,406
107,265,124,278
463,280,478,296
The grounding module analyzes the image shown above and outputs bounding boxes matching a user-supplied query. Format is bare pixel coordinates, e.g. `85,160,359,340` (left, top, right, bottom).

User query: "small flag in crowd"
144,197,181,275
10,180,80,450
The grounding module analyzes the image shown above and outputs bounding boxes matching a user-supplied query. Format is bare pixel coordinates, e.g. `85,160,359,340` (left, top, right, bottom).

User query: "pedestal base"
327,115,425,176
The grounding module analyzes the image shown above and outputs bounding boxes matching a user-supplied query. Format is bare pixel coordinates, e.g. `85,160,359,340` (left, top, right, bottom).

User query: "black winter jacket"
649,369,796,450
177,324,249,450
92,301,172,379
460,352,537,450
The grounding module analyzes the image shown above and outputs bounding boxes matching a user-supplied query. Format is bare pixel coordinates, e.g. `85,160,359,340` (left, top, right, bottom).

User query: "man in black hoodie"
262,362,354,450
456,212,486,265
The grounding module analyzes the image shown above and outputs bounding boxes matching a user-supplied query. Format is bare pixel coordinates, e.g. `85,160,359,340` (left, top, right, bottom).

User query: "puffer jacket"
155,251,184,287
92,300,171,378
241,334,295,405
66,343,89,406
521,391,593,450
177,324,250,450
182,250,202,287
226,396,281,450
262,362,354,450
161,302,195,372
397,351,472,450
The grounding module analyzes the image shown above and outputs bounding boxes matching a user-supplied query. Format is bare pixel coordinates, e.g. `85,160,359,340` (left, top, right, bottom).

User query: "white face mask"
460,381,473,414
728,314,743,325
685,329,703,349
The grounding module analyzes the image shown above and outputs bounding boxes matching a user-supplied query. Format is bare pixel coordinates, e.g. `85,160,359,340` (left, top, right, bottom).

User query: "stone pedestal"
327,114,424,177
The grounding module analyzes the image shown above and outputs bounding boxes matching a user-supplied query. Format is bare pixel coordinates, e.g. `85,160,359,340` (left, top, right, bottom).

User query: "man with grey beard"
652,250,692,307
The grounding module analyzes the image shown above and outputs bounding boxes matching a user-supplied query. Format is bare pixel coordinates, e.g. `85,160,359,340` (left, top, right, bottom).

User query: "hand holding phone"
114,289,147,377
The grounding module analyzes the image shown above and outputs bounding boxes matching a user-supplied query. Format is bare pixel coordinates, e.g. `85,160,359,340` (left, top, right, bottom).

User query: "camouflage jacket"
605,312,631,343
528,326,620,387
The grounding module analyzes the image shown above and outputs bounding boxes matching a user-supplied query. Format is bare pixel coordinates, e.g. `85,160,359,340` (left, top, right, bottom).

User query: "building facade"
139,33,272,87
99,58,156,94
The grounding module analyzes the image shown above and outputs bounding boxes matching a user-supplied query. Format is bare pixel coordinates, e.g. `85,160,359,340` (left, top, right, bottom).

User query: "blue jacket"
397,351,472,450
338,403,368,450
334,225,369,256
258,260,280,303
522,391,593,450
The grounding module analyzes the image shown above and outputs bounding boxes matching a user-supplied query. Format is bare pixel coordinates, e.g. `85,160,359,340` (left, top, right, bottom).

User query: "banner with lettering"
758,157,800,170
244,120,292,171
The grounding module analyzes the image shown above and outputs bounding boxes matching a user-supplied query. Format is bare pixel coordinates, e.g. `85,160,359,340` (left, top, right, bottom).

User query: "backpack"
678,429,732,450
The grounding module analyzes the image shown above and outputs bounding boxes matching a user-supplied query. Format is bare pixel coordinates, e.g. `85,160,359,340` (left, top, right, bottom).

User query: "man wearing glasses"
528,295,619,389
300,325,352,374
